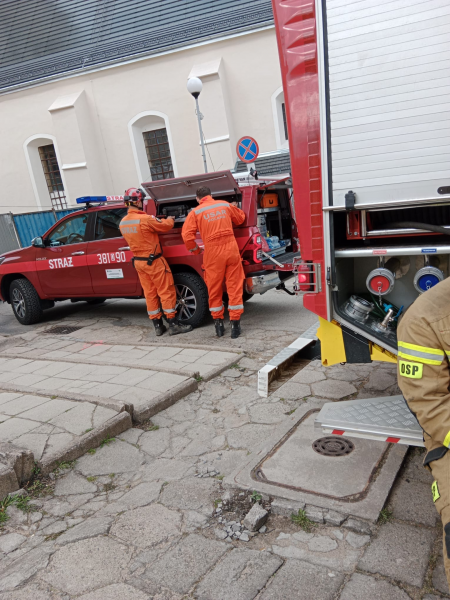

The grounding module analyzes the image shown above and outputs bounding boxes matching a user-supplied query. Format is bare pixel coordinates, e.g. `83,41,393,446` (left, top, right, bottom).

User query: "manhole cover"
312,436,355,457
43,326,84,335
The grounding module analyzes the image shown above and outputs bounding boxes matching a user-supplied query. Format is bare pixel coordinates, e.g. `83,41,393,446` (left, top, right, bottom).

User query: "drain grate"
43,325,84,335
312,436,355,457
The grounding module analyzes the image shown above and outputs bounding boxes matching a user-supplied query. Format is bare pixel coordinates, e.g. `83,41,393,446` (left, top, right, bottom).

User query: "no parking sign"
236,136,259,163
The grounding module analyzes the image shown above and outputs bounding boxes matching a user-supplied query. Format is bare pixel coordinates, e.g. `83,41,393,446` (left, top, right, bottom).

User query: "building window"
38,144,67,210
281,103,288,141
142,128,174,180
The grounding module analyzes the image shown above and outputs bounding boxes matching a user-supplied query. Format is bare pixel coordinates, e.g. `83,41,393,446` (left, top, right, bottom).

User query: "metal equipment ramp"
315,395,424,447
257,322,319,397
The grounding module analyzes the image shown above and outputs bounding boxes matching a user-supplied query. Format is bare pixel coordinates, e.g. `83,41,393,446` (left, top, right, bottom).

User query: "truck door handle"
71,251,85,256
118,246,130,251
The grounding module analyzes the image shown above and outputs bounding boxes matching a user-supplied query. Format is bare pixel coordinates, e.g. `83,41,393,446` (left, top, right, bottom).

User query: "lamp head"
187,77,203,99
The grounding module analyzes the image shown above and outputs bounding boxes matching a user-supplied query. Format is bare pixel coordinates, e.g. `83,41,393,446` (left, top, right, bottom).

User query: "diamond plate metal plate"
315,395,423,444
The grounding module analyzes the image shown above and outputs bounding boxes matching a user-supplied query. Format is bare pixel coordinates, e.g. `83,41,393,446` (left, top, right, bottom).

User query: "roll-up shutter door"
325,0,450,207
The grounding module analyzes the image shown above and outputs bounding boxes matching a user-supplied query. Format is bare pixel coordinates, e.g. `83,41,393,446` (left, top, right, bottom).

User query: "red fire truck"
272,0,450,364
271,0,450,443
0,171,300,325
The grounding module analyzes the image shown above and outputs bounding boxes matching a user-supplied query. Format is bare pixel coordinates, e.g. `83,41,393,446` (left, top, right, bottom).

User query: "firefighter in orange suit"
397,277,450,586
120,188,192,337
182,186,246,338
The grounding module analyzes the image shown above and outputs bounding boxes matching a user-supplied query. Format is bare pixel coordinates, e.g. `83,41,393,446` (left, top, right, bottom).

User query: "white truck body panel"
325,0,450,208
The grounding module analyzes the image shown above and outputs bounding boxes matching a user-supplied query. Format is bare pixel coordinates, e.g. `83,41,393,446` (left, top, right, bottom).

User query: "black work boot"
168,318,193,336
230,320,241,339
153,318,167,337
215,319,225,337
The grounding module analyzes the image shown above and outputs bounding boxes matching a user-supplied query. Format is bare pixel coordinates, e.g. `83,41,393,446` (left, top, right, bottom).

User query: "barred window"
142,128,174,180
38,144,68,210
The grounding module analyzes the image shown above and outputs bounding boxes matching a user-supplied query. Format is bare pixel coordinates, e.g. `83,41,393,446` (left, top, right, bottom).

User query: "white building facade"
0,1,289,214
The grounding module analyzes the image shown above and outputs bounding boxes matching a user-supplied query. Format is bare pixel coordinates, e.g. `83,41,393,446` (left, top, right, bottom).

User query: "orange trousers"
135,257,177,320
203,238,244,320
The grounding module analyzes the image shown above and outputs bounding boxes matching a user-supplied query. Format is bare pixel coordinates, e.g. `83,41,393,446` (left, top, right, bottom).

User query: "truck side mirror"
31,236,45,248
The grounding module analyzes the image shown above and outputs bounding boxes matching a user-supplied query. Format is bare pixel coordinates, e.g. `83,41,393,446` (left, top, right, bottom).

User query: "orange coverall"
119,207,176,320
182,196,245,320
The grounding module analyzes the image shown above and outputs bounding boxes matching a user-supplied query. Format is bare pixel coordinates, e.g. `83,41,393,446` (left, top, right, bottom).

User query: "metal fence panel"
12,208,79,248
0,213,21,254
13,211,56,247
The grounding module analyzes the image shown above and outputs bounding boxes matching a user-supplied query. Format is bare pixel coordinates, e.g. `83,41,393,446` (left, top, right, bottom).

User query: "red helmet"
124,187,145,205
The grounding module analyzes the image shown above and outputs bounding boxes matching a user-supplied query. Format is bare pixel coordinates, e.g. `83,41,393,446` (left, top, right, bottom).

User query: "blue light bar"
76,196,108,204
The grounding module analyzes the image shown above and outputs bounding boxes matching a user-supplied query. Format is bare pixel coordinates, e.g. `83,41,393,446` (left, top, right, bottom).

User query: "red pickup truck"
0,171,299,325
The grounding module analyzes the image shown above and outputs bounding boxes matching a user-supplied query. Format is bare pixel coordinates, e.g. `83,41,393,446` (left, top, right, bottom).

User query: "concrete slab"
0,392,23,406
50,403,98,436
433,553,450,596
195,549,283,600
258,412,387,498
0,373,24,383
340,573,411,600
358,521,435,587
12,432,48,460
225,402,408,522
390,477,439,527
144,533,227,594
0,394,49,415
7,373,49,387
139,372,188,393
259,559,345,600
41,537,133,595
111,504,181,548
0,417,41,441
18,399,75,422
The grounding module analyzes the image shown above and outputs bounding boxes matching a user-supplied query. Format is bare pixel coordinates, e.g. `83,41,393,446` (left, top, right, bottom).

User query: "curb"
133,377,198,422
0,348,239,385
118,340,246,353
0,383,130,415
38,411,132,475
201,353,245,382
0,351,203,379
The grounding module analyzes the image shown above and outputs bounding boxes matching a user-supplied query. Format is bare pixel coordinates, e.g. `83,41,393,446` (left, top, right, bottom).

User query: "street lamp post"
187,77,208,173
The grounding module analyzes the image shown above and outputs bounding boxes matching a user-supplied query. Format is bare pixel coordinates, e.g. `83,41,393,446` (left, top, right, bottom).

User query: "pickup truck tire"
174,272,208,328
243,291,253,302
10,278,43,325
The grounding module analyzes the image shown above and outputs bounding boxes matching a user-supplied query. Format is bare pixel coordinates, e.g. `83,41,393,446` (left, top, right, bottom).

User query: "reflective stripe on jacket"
397,278,450,451
181,195,245,252
119,208,173,256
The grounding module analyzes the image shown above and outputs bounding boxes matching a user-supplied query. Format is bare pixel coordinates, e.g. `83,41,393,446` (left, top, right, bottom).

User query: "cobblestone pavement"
0,391,129,474
0,345,448,599
0,338,240,484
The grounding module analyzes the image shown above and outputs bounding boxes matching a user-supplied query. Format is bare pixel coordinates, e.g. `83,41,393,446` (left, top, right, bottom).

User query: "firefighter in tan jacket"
397,277,450,585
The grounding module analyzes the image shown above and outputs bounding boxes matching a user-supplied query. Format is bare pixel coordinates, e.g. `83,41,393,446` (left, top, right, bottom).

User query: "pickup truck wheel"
10,279,43,325
174,272,208,328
